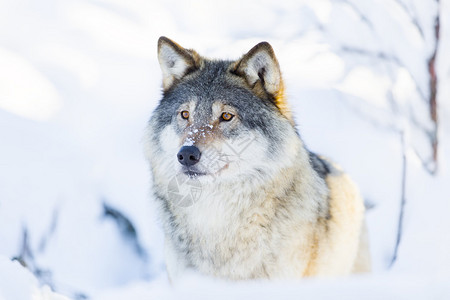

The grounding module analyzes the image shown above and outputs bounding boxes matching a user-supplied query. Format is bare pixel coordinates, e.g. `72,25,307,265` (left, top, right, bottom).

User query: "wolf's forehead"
186,98,231,117
168,59,265,113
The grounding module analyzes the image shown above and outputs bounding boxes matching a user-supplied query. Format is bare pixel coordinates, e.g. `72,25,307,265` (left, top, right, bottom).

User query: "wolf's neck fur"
161,144,330,279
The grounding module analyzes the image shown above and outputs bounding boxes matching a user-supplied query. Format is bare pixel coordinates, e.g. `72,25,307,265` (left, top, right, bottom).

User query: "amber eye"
221,112,234,121
181,110,189,120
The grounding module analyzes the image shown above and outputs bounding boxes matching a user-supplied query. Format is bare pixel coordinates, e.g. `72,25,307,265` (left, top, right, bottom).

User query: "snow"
0,0,449,299
92,273,450,300
0,257,70,300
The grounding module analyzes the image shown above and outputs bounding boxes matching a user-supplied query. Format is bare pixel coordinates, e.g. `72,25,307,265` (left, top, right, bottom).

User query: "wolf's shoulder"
308,151,338,179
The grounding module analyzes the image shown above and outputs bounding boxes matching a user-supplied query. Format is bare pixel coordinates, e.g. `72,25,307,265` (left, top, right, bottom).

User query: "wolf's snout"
177,146,201,166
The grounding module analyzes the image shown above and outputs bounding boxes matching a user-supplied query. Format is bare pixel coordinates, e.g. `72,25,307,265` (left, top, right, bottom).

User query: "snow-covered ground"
0,0,449,299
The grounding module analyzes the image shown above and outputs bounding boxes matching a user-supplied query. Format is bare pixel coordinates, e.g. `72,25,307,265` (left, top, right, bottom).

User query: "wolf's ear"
157,37,203,90
232,42,291,121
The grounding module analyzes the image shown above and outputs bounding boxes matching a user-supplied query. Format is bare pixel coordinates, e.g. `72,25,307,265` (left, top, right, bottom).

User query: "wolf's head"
146,37,303,190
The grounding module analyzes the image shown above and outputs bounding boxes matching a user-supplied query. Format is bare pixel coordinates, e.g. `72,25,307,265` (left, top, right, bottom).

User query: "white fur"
158,44,191,89
242,51,281,94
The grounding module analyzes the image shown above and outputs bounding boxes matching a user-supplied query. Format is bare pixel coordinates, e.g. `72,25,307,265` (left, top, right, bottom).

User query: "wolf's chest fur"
175,190,275,279
161,162,330,279
174,189,278,278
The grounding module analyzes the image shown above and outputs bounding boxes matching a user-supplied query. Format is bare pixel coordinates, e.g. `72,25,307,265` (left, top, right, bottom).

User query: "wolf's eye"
221,112,234,122
181,110,189,120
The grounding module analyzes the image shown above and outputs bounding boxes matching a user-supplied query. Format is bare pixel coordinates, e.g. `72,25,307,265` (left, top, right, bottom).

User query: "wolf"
144,36,371,281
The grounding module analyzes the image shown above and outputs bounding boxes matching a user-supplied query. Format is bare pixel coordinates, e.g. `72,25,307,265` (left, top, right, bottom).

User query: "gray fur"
157,60,286,142
145,37,370,281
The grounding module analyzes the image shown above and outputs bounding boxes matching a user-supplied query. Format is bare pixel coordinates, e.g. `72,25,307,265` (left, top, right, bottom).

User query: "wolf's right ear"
157,37,203,90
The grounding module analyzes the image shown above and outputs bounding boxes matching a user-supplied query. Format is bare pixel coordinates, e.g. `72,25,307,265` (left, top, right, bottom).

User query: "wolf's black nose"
177,146,201,166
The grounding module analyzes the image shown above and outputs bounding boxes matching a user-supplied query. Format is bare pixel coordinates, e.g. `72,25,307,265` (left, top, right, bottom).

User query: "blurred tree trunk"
428,1,440,173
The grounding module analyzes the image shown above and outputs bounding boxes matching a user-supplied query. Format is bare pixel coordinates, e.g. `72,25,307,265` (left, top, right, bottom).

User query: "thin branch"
389,130,407,268
12,228,33,268
38,206,60,253
393,0,425,38
427,3,440,173
336,0,374,30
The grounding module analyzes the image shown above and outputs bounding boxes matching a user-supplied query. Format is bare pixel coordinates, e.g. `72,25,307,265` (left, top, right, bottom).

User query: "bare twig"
38,206,59,253
336,0,374,29
427,2,440,173
389,130,407,268
393,0,425,38
102,201,148,259
12,228,33,268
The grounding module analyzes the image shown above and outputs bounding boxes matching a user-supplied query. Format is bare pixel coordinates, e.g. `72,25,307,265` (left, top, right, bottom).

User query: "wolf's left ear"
158,36,203,90
232,42,292,121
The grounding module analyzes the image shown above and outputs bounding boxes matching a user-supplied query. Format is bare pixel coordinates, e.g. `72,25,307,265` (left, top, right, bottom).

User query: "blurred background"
0,0,449,299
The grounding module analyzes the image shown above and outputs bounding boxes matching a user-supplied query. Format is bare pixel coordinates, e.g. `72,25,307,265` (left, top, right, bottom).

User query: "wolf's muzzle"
177,146,201,166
